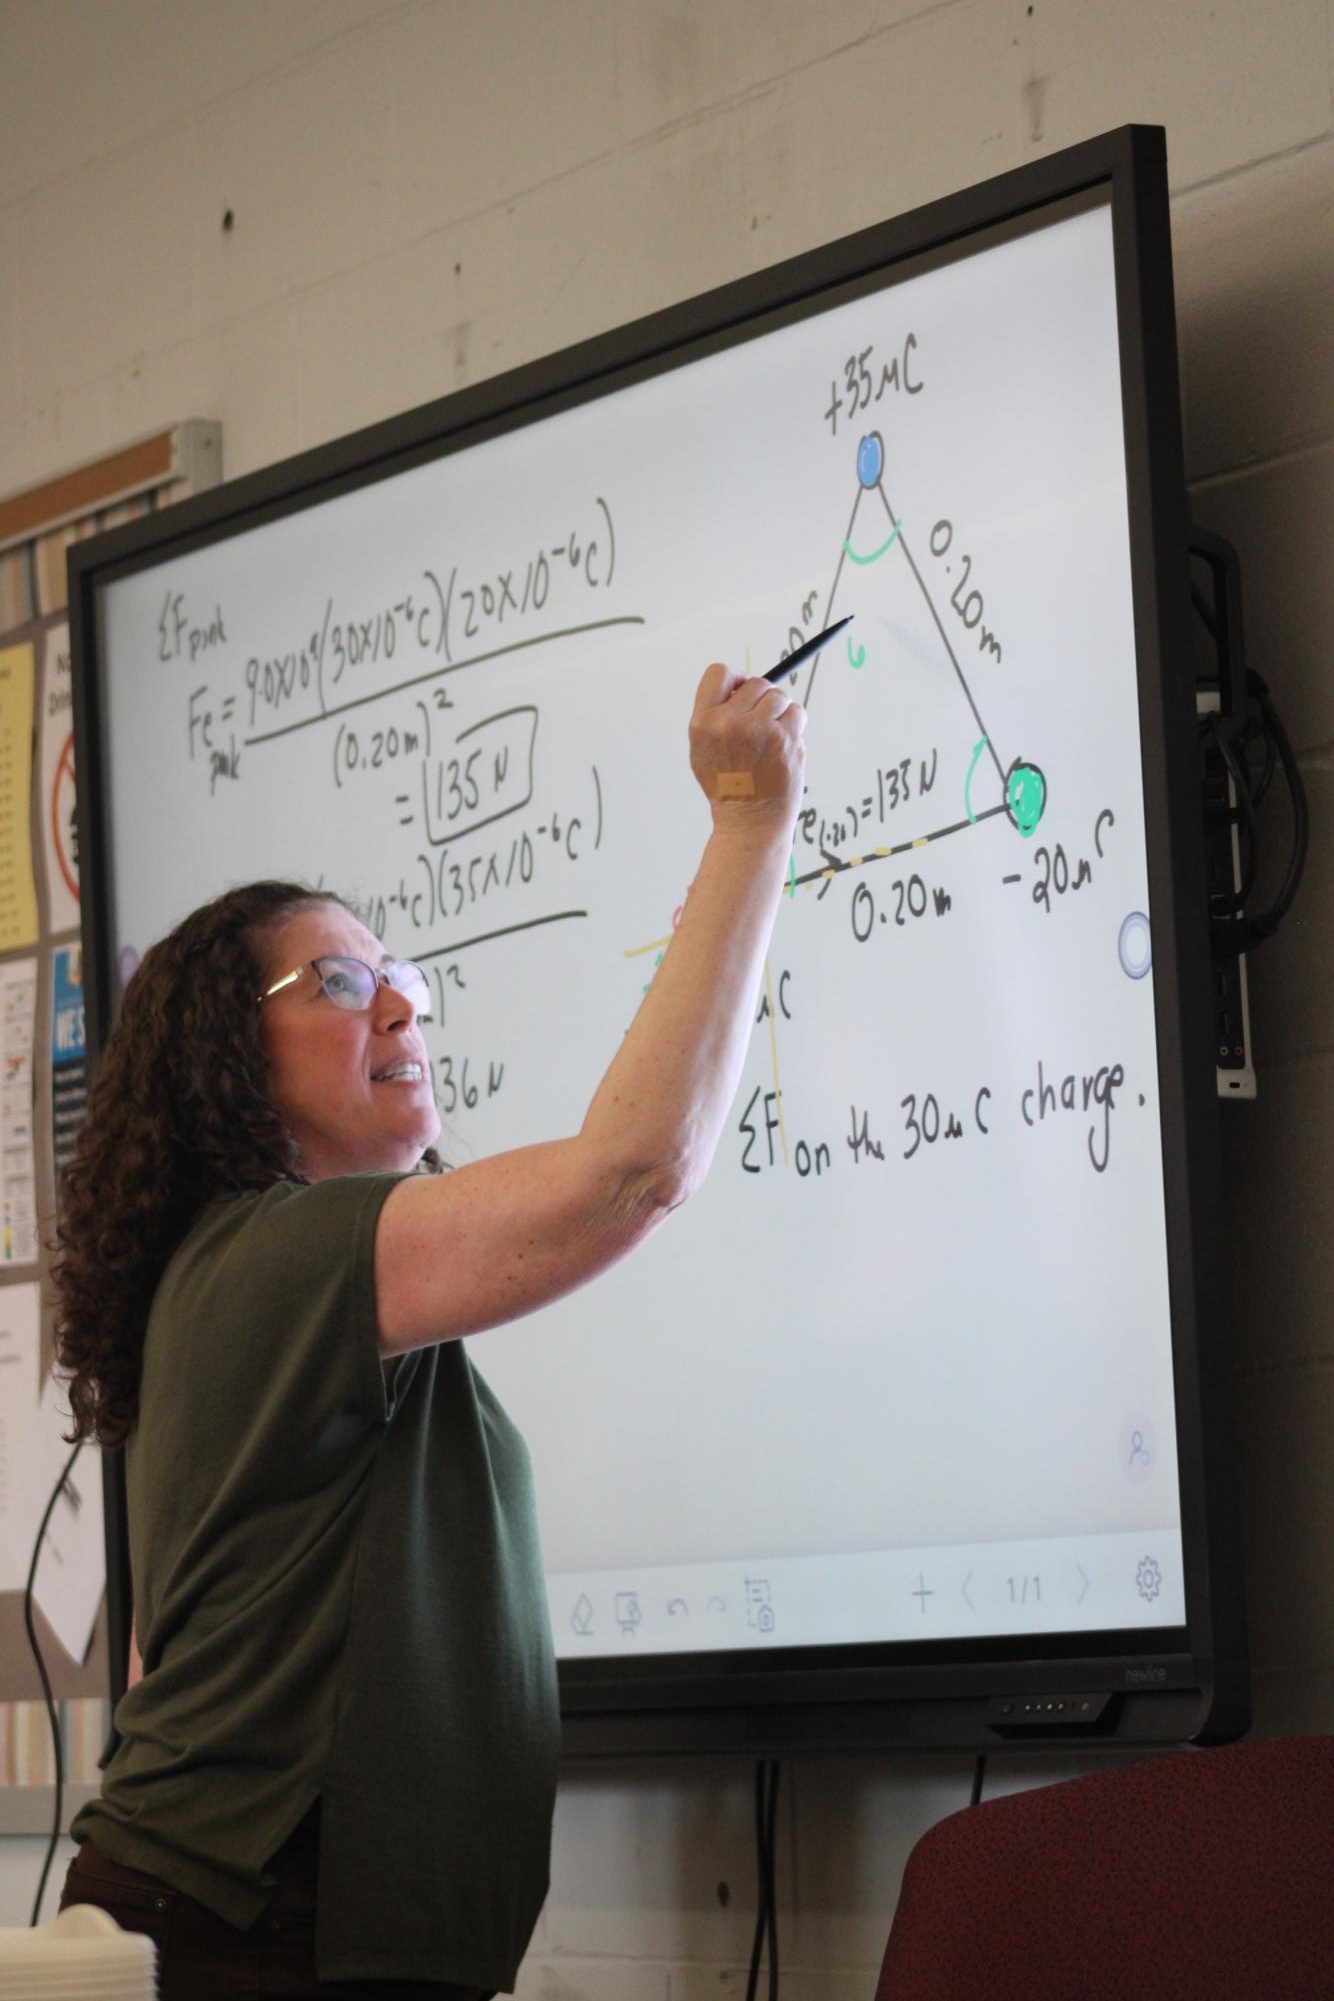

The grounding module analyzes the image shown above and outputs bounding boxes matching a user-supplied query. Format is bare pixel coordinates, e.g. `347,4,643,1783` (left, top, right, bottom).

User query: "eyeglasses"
260,955,434,1019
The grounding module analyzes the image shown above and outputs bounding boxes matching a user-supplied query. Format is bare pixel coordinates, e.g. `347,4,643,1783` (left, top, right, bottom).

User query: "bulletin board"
0,424,219,1816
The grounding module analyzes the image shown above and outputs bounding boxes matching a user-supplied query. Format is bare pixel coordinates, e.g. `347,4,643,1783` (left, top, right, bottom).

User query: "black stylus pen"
763,614,854,682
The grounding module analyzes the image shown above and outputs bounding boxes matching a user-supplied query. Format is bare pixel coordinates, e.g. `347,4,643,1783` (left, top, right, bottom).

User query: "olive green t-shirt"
72,1174,560,1992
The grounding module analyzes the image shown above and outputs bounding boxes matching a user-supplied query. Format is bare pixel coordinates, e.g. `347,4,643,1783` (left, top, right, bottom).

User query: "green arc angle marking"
842,519,901,566
848,638,865,668
964,737,988,824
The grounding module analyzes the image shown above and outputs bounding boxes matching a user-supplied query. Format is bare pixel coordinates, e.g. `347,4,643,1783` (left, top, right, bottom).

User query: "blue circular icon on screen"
1118,911,1152,980
857,432,884,488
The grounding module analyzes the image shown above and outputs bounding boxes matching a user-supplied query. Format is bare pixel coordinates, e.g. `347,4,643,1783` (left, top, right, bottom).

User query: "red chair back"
875,1735,1334,1999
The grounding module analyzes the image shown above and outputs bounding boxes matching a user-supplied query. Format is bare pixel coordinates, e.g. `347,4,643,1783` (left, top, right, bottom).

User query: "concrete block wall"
1,0,1329,1989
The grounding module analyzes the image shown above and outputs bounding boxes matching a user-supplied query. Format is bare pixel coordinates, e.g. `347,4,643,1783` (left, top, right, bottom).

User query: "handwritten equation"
167,496,626,791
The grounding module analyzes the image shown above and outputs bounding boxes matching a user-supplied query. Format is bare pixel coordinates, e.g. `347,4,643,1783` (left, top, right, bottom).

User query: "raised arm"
374,662,805,1354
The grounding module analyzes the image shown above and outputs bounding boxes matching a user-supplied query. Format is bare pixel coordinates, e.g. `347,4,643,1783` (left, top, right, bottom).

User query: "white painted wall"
0,1830,78,1932
1,1,1330,1991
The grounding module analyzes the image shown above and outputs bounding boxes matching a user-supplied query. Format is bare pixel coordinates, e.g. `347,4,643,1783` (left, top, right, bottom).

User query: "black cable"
764,1760,779,2001
25,1437,85,1926
1189,542,1310,958
1202,714,1259,914
1189,581,1217,642
1210,668,1310,955
970,1754,987,1806
1247,671,1309,933
1239,701,1278,809
746,1762,767,2001
746,1759,781,2001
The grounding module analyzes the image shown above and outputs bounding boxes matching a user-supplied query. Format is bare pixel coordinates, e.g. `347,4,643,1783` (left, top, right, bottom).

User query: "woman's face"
258,902,441,1181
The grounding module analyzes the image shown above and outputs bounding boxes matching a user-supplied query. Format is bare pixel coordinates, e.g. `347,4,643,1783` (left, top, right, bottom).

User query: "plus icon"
913,1572,934,1614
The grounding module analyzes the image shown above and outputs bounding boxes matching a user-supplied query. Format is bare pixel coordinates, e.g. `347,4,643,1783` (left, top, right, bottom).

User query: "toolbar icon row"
568,1579,777,1638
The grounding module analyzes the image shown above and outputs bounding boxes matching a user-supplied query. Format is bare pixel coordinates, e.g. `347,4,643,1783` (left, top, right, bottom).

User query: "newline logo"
1124,1664,1168,1685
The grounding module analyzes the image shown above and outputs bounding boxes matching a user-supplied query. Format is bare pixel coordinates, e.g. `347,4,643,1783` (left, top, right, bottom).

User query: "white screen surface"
98,196,1184,1660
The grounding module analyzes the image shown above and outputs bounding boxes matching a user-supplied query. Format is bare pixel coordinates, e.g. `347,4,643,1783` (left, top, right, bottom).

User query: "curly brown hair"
53,880,438,1449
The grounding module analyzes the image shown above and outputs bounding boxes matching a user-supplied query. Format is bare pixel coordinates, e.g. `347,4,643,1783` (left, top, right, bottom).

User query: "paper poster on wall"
50,943,87,1182
0,1280,40,1592
0,957,38,1264
38,622,79,935
0,644,40,953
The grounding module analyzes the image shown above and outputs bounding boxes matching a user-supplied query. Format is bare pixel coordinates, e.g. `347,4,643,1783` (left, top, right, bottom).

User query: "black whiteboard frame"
69,123,1247,1755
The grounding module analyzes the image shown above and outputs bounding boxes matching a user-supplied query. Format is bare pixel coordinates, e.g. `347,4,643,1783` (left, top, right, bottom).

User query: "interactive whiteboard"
76,130,1247,1748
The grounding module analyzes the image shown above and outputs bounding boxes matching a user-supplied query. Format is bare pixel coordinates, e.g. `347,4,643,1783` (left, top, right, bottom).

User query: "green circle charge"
1007,762,1046,836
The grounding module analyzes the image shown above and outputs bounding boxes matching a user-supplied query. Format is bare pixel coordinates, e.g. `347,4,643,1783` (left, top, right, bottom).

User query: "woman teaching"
52,661,805,2000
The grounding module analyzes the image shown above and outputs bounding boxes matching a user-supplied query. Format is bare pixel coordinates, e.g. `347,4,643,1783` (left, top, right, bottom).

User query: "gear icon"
1135,1555,1162,1603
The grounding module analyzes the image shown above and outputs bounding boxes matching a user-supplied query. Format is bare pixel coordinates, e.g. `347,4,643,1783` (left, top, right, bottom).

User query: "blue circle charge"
857,432,884,488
